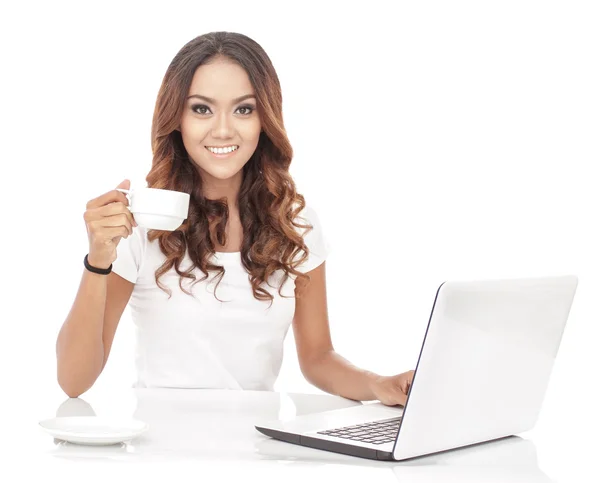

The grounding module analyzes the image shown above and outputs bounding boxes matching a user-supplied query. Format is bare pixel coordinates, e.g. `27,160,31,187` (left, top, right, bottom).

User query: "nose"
211,111,235,139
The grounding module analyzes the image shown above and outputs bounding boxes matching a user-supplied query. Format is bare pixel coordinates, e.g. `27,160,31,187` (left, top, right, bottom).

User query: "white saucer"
39,416,149,446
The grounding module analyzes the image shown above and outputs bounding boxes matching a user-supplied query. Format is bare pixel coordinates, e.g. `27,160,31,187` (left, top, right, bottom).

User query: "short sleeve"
111,226,147,283
294,204,332,274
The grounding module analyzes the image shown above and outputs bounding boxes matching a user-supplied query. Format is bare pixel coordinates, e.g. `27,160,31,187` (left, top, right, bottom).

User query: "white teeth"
207,145,239,154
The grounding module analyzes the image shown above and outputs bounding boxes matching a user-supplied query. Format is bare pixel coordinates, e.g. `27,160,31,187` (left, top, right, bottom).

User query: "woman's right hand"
83,179,138,269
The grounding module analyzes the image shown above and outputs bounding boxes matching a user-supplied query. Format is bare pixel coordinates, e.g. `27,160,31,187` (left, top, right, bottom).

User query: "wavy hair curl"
145,31,313,306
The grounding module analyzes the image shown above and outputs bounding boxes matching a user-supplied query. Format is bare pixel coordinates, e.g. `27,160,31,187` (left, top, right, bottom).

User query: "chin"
201,163,246,180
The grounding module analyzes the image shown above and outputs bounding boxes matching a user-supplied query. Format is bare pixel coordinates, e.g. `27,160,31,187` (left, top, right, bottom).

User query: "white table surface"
4,384,595,482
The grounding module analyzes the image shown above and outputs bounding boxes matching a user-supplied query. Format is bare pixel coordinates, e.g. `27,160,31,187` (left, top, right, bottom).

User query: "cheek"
240,120,262,146
180,116,208,141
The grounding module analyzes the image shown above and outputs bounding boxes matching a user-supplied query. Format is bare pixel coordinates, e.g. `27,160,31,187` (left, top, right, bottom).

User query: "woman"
56,31,414,404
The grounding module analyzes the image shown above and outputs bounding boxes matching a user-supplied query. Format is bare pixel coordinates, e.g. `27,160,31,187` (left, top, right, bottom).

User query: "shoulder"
293,201,323,233
291,201,330,273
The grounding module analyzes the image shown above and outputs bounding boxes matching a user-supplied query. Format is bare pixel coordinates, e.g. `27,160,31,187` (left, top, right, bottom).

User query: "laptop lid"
393,275,578,461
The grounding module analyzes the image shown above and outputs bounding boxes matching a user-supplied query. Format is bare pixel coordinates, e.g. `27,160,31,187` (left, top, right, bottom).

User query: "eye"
236,105,255,115
191,104,211,115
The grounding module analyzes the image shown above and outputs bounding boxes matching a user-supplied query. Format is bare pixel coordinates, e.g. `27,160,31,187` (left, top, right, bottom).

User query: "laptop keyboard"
316,416,402,445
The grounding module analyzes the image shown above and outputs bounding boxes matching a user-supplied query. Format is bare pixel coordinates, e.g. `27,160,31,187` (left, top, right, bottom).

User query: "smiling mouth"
205,145,239,155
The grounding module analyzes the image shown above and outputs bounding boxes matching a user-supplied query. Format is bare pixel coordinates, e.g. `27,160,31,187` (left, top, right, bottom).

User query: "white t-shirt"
111,203,330,391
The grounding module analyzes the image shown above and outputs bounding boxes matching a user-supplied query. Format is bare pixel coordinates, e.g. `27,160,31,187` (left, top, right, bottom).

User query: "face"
179,57,261,184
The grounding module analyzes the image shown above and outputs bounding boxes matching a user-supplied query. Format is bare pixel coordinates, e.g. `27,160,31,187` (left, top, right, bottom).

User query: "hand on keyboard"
368,369,415,406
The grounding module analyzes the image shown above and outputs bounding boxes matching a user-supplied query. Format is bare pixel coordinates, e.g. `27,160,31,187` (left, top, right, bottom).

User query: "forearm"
56,269,107,397
301,350,381,401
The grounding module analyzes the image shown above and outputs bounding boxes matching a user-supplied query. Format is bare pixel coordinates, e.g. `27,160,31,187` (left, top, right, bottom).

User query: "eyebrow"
186,94,256,103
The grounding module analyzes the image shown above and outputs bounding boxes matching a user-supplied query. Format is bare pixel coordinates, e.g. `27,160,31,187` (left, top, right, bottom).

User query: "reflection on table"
47,388,553,481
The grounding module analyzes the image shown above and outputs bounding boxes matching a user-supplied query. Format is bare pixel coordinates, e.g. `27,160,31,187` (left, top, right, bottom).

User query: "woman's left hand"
369,370,415,406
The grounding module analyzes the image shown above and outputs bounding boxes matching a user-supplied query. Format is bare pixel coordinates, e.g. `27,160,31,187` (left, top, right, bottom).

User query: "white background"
1,1,598,480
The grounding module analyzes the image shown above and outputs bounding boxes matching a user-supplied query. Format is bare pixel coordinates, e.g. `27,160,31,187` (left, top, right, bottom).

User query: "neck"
200,168,243,211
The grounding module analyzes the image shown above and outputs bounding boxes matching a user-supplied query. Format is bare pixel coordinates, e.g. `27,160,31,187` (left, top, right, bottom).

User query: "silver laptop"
255,275,578,461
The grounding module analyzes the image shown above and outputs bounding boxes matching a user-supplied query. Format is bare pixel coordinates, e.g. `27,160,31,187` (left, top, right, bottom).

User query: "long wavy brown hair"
145,31,313,306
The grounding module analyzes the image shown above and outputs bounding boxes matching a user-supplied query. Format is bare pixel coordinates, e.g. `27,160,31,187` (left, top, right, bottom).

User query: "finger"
86,189,129,210
103,225,131,239
86,205,134,232
86,180,130,209
378,387,406,407
392,385,408,405
389,393,407,406
89,224,130,242
117,179,131,191
91,213,133,235
391,374,409,391
99,202,137,228
86,202,137,229
402,380,409,394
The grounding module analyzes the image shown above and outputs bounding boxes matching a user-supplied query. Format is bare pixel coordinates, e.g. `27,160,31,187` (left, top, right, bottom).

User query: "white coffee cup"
116,187,190,231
